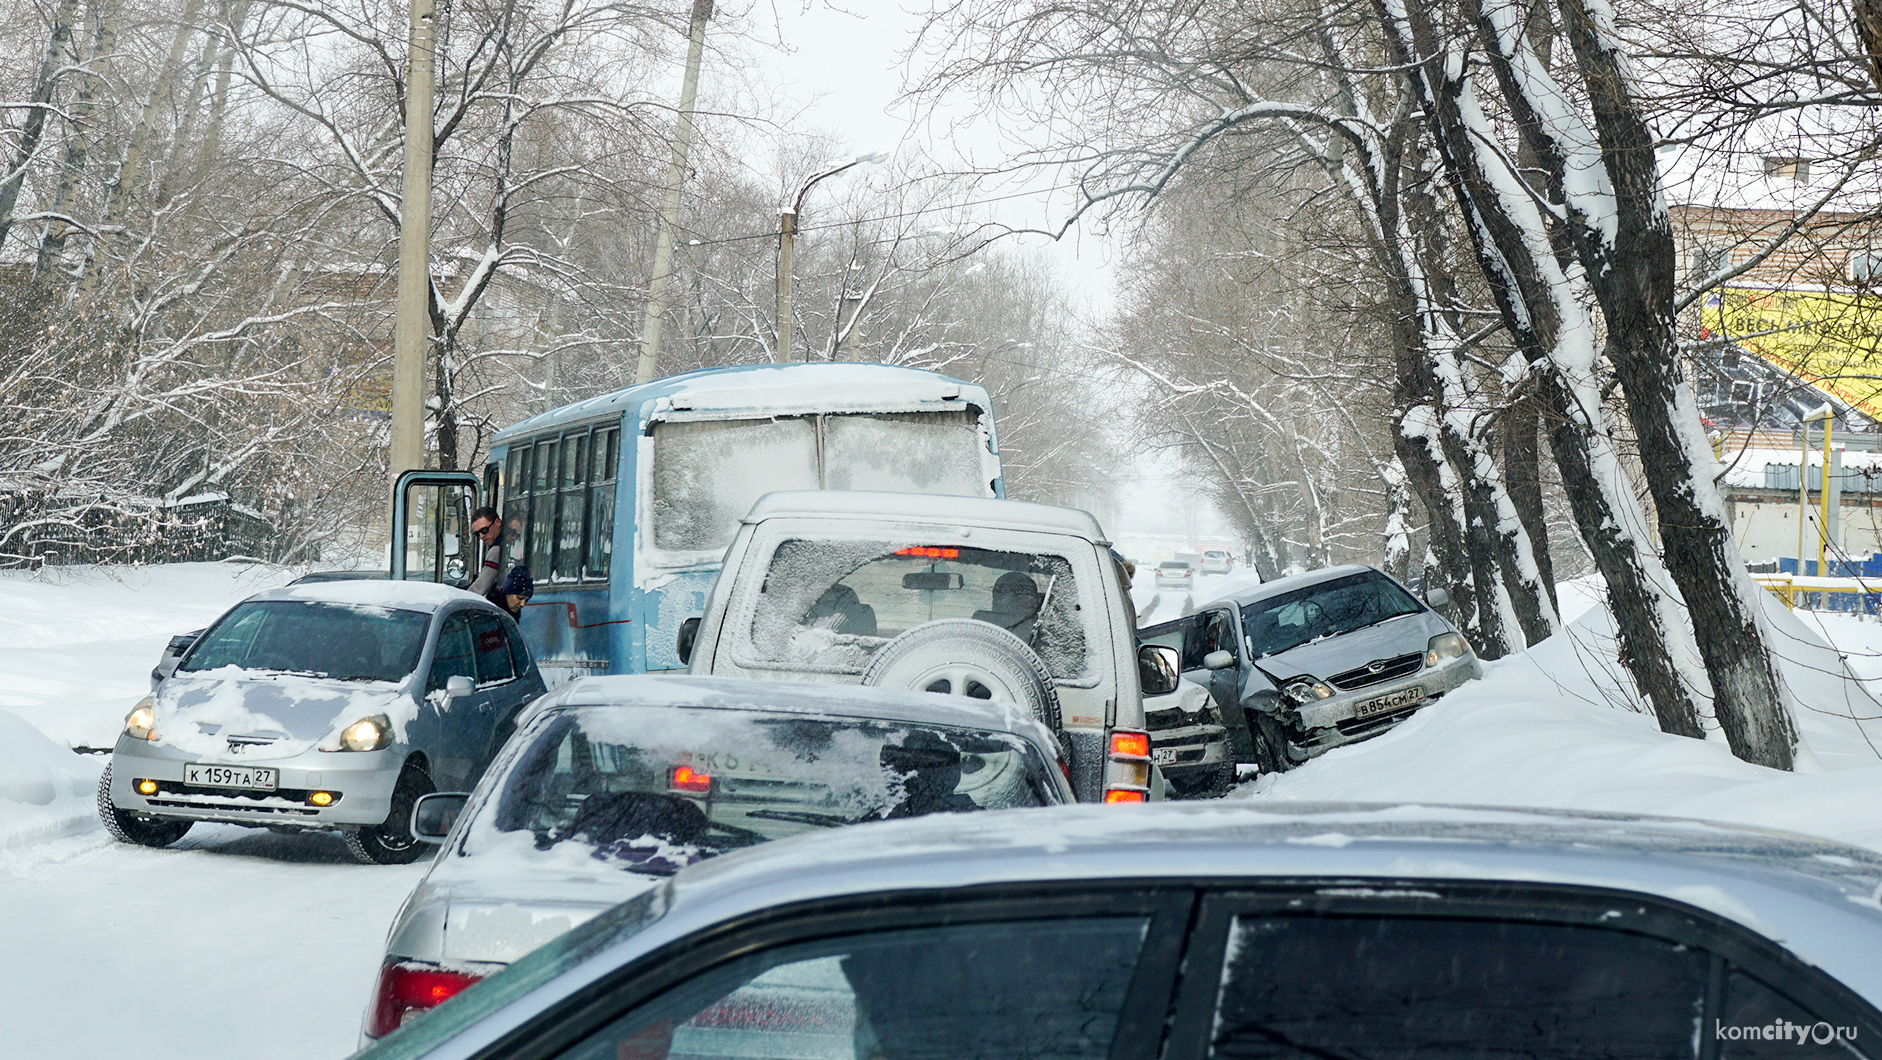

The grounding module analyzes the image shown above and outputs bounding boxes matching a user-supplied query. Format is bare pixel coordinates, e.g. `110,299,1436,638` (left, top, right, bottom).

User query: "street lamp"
776,151,886,362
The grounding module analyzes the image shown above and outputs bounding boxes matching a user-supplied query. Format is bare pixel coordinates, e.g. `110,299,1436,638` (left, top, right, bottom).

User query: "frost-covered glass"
484,706,1055,875
820,411,984,494
652,418,820,552
746,540,1089,678
1240,570,1425,659
179,600,430,682
563,916,1147,1060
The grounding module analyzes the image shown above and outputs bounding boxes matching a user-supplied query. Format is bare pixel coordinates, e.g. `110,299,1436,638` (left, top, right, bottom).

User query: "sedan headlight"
123,697,157,741
339,715,393,752
1426,632,1472,667
1282,679,1335,706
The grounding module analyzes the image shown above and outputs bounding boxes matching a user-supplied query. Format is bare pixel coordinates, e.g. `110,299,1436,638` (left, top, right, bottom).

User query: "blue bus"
392,362,1003,681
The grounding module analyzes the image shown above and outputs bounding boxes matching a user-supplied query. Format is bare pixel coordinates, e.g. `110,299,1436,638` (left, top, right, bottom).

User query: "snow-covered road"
2,825,423,1060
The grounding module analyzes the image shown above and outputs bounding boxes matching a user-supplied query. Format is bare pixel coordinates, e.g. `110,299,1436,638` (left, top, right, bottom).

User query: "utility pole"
389,0,437,482
633,0,713,385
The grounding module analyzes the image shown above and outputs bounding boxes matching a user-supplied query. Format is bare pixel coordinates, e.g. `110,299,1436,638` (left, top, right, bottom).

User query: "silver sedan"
101,580,545,863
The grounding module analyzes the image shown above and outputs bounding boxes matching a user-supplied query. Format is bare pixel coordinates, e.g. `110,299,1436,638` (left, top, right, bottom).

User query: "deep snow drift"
1245,578,1882,851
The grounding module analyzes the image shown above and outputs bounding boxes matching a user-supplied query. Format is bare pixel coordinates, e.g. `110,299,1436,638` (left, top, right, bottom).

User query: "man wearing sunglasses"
467,507,506,605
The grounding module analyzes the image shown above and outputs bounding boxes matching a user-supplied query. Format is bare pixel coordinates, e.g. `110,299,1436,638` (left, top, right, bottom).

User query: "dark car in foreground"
104,580,545,863
363,674,1076,1040
353,802,1882,1060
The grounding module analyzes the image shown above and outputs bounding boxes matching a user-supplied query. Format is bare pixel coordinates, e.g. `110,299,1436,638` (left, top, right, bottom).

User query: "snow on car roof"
743,490,1106,541
620,802,1882,1004
525,674,1059,747
256,579,486,612
493,362,992,441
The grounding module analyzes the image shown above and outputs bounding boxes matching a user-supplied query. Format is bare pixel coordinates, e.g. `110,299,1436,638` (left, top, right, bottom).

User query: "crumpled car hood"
1254,612,1449,683
154,668,413,758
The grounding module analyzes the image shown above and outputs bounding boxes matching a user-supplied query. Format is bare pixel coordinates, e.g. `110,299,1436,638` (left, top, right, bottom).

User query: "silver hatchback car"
364,674,1075,1041
352,802,1882,1060
101,580,545,863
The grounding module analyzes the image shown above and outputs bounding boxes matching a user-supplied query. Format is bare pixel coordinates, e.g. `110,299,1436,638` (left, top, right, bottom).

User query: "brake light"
368,960,485,1038
671,765,712,792
895,546,960,558
1103,727,1153,804
1110,732,1150,758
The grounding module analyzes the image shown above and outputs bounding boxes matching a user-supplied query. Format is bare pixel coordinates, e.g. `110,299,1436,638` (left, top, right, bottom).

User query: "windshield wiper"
744,808,854,828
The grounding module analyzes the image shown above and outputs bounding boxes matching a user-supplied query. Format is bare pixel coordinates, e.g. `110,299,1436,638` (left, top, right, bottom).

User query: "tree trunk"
1502,395,1559,614
36,0,116,279
0,0,83,253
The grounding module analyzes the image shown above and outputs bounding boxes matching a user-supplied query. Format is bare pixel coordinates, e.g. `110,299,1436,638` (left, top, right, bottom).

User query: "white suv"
683,491,1176,802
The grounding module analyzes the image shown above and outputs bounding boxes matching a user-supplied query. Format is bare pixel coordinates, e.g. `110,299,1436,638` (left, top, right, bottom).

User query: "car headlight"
1426,632,1471,667
124,697,157,741
1282,679,1335,706
339,715,393,752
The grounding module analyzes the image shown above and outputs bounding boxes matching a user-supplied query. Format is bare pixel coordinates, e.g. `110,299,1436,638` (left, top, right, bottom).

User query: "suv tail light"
1103,728,1152,803
368,958,493,1038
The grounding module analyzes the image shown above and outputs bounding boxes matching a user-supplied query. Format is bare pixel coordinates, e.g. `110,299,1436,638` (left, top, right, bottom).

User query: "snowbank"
1246,583,1882,851
0,710,102,848
0,561,285,748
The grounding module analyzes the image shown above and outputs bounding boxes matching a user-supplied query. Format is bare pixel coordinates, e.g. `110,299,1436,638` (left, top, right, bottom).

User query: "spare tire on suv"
860,619,1062,732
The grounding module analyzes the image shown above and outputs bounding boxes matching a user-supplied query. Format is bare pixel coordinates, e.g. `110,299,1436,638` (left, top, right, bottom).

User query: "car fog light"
309,791,334,807
339,715,392,752
135,778,158,796
1426,632,1471,667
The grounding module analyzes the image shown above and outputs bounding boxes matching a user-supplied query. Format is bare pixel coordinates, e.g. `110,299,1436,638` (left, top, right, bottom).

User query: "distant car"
1199,549,1232,575
1196,563,1479,772
103,581,547,863
348,803,1882,1060
363,674,1076,1041
1155,560,1195,590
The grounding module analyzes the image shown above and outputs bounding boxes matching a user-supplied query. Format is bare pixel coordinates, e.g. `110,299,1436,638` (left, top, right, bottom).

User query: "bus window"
555,431,589,581
822,411,985,494
586,428,618,579
529,440,558,575
651,418,819,552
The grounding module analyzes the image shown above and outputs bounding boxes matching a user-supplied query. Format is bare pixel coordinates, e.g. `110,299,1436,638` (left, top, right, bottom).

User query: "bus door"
392,470,480,585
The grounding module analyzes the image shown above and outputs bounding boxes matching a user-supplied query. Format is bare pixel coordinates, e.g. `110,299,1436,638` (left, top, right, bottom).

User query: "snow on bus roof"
493,363,991,442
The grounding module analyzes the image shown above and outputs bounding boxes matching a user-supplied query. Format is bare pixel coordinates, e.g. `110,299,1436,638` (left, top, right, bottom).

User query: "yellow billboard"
1703,287,1882,418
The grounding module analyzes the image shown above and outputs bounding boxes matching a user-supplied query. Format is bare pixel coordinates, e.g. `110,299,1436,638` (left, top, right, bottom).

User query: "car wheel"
344,764,435,865
1246,710,1298,775
861,619,1062,732
96,764,192,848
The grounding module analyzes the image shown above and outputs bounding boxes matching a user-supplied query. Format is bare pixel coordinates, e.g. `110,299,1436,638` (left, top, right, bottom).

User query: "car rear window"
178,600,430,682
471,706,1057,875
744,538,1091,679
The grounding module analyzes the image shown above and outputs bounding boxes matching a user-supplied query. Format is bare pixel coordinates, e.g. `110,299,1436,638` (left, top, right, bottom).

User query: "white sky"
710,1,1121,313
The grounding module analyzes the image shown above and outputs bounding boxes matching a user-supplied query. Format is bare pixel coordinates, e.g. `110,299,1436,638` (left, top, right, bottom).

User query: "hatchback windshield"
178,600,431,682
1241,571,1425,658
480,705,1056,875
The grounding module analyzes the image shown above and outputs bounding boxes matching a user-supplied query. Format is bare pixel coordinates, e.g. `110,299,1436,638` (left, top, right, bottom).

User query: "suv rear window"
746,539,1091,679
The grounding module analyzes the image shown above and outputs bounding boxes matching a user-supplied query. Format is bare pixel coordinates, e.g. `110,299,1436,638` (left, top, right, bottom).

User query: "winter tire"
97,764,192,848
345,764,435,865
861,619,1062,732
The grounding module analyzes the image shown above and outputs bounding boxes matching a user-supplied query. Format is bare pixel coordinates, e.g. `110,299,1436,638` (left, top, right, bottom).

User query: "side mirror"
677,617,701,666
1203,649,1235,671
411,792,470,843
1425,587,1451,609
445,674,476,698
1138,644,1181,697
